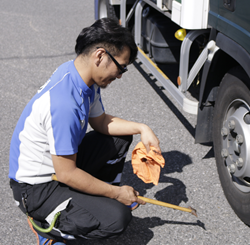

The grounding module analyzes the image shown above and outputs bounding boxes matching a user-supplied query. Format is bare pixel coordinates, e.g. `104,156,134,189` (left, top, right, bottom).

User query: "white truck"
94,0,250,226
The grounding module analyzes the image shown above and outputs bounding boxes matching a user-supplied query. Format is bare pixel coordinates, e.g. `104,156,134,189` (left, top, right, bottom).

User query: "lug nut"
221,127,228,136
228,120,235,130
229,164,236,174
236,135,244,144
244,113,250,124
236,158,244,168
221,149,228,158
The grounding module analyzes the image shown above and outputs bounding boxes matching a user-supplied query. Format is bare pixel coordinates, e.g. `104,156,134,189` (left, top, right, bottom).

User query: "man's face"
94,46,131,88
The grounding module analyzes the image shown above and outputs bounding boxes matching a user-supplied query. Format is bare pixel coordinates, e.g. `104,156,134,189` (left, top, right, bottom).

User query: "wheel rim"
98,0,108,19
221,99,250,192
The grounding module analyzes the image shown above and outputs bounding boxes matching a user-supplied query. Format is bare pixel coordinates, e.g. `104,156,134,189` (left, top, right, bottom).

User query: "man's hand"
140,124,161,153
113,185,146,206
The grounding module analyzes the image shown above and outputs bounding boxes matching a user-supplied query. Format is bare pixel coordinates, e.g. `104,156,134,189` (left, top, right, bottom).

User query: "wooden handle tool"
138,196,197,217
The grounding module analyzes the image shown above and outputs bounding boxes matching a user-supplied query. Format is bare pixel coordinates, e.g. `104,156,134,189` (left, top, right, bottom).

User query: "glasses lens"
120,67,127,74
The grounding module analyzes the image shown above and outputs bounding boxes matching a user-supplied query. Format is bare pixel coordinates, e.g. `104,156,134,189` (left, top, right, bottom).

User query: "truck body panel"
209,0,250,54
171,0,209,29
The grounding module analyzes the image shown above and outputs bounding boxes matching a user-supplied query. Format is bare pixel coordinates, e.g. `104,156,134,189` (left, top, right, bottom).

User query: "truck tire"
213,67,250,225
97,0,119,22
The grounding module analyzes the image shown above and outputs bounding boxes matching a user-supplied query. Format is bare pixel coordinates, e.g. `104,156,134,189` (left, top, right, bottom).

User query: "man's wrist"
107,184,120,200
138,123,150,135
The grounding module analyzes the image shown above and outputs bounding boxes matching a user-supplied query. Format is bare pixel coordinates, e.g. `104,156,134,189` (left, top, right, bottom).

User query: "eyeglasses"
97,47,128,74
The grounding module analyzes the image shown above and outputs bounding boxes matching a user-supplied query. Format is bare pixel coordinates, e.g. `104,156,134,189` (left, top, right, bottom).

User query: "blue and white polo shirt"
9,60,104,184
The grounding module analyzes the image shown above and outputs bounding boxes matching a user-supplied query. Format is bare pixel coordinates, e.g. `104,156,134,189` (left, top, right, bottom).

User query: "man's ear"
94,49,105,67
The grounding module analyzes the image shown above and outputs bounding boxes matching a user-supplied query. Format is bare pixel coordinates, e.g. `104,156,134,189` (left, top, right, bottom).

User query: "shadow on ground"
71,216,205,245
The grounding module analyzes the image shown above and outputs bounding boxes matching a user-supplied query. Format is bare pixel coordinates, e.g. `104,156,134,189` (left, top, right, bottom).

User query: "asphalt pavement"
1,1,250,244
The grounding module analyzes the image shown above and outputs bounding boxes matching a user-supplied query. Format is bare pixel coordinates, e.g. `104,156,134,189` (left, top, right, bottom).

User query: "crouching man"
9,18,160,244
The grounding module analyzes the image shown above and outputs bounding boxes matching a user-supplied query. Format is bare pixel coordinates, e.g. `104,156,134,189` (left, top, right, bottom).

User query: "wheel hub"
221,102,250,192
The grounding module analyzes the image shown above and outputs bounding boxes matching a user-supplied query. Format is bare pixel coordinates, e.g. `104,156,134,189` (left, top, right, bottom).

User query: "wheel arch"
195,32,250,143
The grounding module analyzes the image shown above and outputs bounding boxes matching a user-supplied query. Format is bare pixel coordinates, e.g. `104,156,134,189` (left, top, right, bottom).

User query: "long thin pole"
138,196,197,217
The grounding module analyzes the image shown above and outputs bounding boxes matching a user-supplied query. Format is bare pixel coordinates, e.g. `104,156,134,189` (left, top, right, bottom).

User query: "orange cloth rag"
131,142,165,185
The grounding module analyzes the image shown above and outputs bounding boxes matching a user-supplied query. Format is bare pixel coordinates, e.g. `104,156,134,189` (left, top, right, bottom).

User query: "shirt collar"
69,60,93,97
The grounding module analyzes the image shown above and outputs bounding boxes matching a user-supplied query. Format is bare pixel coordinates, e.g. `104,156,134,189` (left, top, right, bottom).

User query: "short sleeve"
47,88,83,156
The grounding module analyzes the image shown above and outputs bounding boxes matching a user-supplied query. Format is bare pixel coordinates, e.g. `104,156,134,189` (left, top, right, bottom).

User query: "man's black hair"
75,18,137,64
